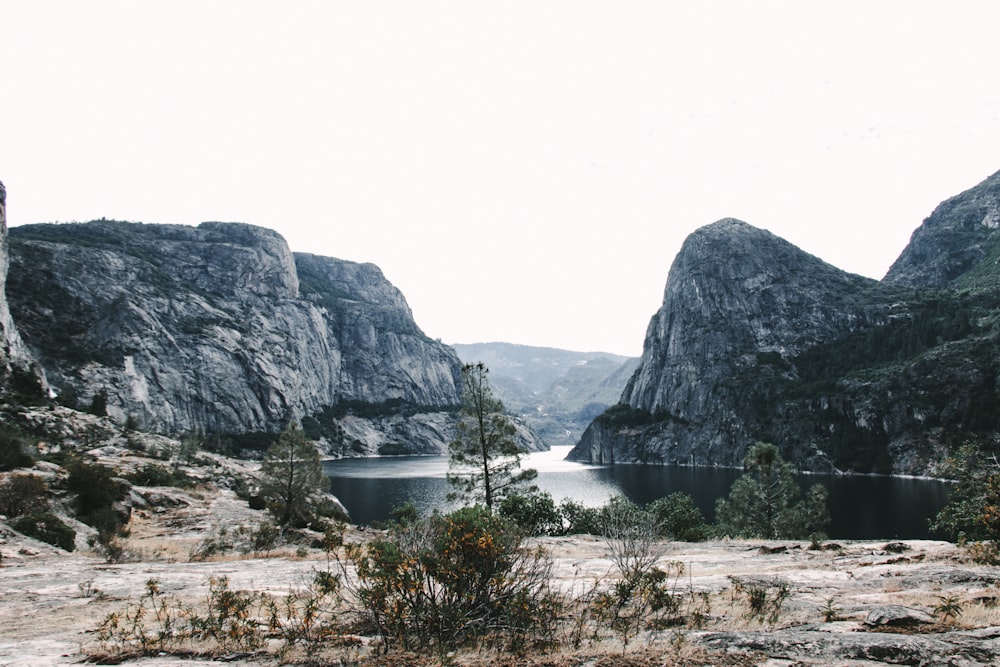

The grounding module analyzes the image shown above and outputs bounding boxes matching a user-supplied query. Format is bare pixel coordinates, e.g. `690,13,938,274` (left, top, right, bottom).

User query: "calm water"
323,446,952,540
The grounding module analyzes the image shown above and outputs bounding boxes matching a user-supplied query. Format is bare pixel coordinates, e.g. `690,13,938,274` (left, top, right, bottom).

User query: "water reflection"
323,446,951,539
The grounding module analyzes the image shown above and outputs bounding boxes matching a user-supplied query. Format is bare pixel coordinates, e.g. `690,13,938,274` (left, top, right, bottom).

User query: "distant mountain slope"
6,220,466,456
452,342,639,447
569,170,1000,475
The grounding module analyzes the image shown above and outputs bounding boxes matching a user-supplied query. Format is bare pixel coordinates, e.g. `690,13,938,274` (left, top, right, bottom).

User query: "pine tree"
259,424,326,527
715,442,829,539
447,363,537,510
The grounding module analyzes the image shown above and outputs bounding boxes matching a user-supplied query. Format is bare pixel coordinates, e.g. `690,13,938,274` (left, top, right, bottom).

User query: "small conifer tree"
447,363,537,510
259,424,326,527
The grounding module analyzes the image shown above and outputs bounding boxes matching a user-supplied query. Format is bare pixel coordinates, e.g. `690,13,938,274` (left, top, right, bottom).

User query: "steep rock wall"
6,220,464,455
0,182,35,379
569,169,1000,476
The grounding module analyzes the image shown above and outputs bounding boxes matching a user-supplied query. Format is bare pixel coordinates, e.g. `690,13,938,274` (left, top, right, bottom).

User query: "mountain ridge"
569,171,1000,475
4,219,471,456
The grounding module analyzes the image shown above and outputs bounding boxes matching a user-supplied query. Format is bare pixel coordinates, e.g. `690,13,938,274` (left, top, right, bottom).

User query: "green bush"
0,473,49,518
88,390,108,417
558,498,602,535
125,463,194,488
648,492,709,542
594,404,659,427
343,505,560,653
931,441,1000,562
499,491,564,536
259,425,327,528
715,442,829,539
66,458,128,532
0,425,34,472
12,512,76,551
6,365,46,405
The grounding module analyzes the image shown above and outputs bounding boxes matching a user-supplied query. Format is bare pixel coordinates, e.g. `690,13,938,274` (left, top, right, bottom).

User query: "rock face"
0,182,34,380
693,627,1000,666
569,170,1000,475
6,220,463,456
885,169,1000,288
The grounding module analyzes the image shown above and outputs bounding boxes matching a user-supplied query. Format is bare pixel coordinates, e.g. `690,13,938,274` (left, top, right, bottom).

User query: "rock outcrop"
6,220,464,455
693,626,1000,666
0,182,34,381
569,170,1000,475
885,168,1000,289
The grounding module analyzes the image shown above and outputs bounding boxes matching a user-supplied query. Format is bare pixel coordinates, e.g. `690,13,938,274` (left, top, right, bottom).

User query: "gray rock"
6,221,466,454
865,605,937,627
885,169,1000,288
569,168,1000,475
0,182,38,380
569,218,889,468
693,626,1000,666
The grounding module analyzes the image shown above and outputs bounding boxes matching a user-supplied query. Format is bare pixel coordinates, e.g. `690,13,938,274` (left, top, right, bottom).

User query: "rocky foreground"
2,467,999,667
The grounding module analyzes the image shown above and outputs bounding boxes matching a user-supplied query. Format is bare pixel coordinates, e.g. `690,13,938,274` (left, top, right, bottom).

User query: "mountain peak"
885,168,1000,288
571,167,1000,475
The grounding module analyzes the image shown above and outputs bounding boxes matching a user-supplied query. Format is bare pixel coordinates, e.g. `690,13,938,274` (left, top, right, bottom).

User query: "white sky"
2,1,999,356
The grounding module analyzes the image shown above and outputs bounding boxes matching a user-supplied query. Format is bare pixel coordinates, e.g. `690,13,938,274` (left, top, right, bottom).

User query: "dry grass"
4,463,998,667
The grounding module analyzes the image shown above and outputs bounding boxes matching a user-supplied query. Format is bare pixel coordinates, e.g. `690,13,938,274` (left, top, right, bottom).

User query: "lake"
323,446,953,540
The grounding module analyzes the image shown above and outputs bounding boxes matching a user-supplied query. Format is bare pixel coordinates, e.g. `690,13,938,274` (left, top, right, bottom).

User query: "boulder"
865,605,936,627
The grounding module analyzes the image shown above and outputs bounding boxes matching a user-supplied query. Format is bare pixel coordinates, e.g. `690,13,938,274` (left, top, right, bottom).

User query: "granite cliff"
569,170,1000,475
0,182,34,382
6,220,465,456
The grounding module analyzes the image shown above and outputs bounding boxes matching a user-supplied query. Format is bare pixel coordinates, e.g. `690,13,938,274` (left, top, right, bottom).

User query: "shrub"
729,576,791,625
931,441,1000,551
125,463,194,488
66,458,129,553
594,404,660,427
559,498,602,535
599,496,664,582
66,459,126,523
12,512,76,551
190,520,282,561
0,473,49,517
0,425,34,472
589,560,687,652
6,365,46,405
259,425,327,528
648,492,709,542
342,505,560,654
88,390,108,417
499,491,564,536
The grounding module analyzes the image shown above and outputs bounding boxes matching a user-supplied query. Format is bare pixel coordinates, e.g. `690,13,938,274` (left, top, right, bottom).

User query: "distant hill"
452,342,639,447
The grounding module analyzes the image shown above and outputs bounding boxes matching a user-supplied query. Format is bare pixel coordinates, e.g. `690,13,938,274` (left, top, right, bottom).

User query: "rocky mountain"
885,170,1000,289
6,220,465,457
569,170,1000,475
452,342,639,447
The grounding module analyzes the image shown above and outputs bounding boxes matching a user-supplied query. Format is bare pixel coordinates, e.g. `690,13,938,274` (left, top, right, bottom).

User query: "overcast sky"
3,1,999,356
